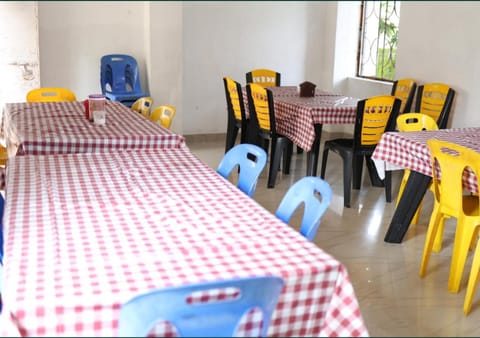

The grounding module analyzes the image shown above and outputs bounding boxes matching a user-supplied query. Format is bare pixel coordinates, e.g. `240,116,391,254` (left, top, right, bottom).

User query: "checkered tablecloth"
372,127,480,193
244,86,358,151
1,100,185,156
2,148,368,337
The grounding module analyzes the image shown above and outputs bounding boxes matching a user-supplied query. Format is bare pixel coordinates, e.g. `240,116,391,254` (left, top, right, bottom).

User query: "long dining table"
244,86,359,176
372,127,480,243
1,100,185,157
1,147,369,337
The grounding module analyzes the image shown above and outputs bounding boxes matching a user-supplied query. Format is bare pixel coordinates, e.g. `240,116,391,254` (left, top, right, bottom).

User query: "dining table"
1,100,185,157
371,127,480,243
244,86,359,176
1,147,369,337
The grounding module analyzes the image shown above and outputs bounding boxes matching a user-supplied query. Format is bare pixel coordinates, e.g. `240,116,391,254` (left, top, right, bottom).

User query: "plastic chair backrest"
246,69,281,88
131,97,153,117
391,78,417,114
117,276,284,337
149,105,177,129
223,77,246,123
217,143,267,197
100,54,143,94
427,139,479,218
246,83,276,134
396,112,439,132
26,87,77,102
275,177,332,241
415,83,456,129
0,144,8,167
353,95,401,150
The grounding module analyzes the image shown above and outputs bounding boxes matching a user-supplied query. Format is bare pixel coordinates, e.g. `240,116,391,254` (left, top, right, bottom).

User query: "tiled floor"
186,132,480,337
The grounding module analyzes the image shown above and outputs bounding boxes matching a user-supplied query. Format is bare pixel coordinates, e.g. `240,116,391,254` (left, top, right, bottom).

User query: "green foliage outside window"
376,1,398,80
376,48,397,80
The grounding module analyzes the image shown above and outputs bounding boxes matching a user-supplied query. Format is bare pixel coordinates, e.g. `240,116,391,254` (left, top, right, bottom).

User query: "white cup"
92,110,106,125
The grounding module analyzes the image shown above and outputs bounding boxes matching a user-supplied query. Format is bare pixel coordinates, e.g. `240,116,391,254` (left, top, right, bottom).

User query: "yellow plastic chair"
395,113,439,227
414,83,455,129
131,97,153,117
391,78,417,114
26,87,77,102
419,139,480,296
245,69,281,88
149,104,176,129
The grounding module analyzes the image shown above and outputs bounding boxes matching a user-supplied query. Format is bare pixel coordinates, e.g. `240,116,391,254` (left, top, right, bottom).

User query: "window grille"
357,1,400,81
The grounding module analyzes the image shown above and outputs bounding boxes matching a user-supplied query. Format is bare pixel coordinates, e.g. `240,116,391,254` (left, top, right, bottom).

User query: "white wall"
147,2,183,134
36,1,479,135
38,1,148,99
182,1,312,134
395,1,478,128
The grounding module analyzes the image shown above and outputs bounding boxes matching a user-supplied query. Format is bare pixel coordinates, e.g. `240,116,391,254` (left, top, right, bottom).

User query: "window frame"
356,0,400,83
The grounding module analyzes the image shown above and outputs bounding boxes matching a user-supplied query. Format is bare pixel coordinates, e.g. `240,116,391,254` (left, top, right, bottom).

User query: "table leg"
384,171,431,243
306,124,323,176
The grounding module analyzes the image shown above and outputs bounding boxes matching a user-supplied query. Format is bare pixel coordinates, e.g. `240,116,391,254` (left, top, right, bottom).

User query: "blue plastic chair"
100,54,148,107
217,143,267,197
117,276,284,337
275,177,332,241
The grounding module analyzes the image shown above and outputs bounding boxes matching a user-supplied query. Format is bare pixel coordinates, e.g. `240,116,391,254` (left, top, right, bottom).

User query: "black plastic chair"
223,77,248,153
100,54,148,107
320,95,401,208
246,83,293,189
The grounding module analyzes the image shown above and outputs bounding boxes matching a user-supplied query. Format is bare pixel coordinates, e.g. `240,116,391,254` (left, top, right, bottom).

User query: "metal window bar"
357,1,400,82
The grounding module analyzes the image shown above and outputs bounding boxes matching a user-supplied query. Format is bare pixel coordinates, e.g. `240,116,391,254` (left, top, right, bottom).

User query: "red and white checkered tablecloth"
2,148,368,337
1,100,185,156
372,127,480,193
244,86,358,151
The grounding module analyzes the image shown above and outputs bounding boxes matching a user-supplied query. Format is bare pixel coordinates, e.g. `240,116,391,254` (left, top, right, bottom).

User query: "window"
357,1,400,82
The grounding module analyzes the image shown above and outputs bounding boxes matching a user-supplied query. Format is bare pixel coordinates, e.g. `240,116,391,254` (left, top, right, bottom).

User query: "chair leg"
464,237,480,315
366,156,385,187
268,139,282,188
283,141,293,174
384,171,392,203
225,123,239,153
419,205,444,278
352,154,364,190
240,120,249,144
320,146,329,179
448,223,480,293
342,152,353,208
